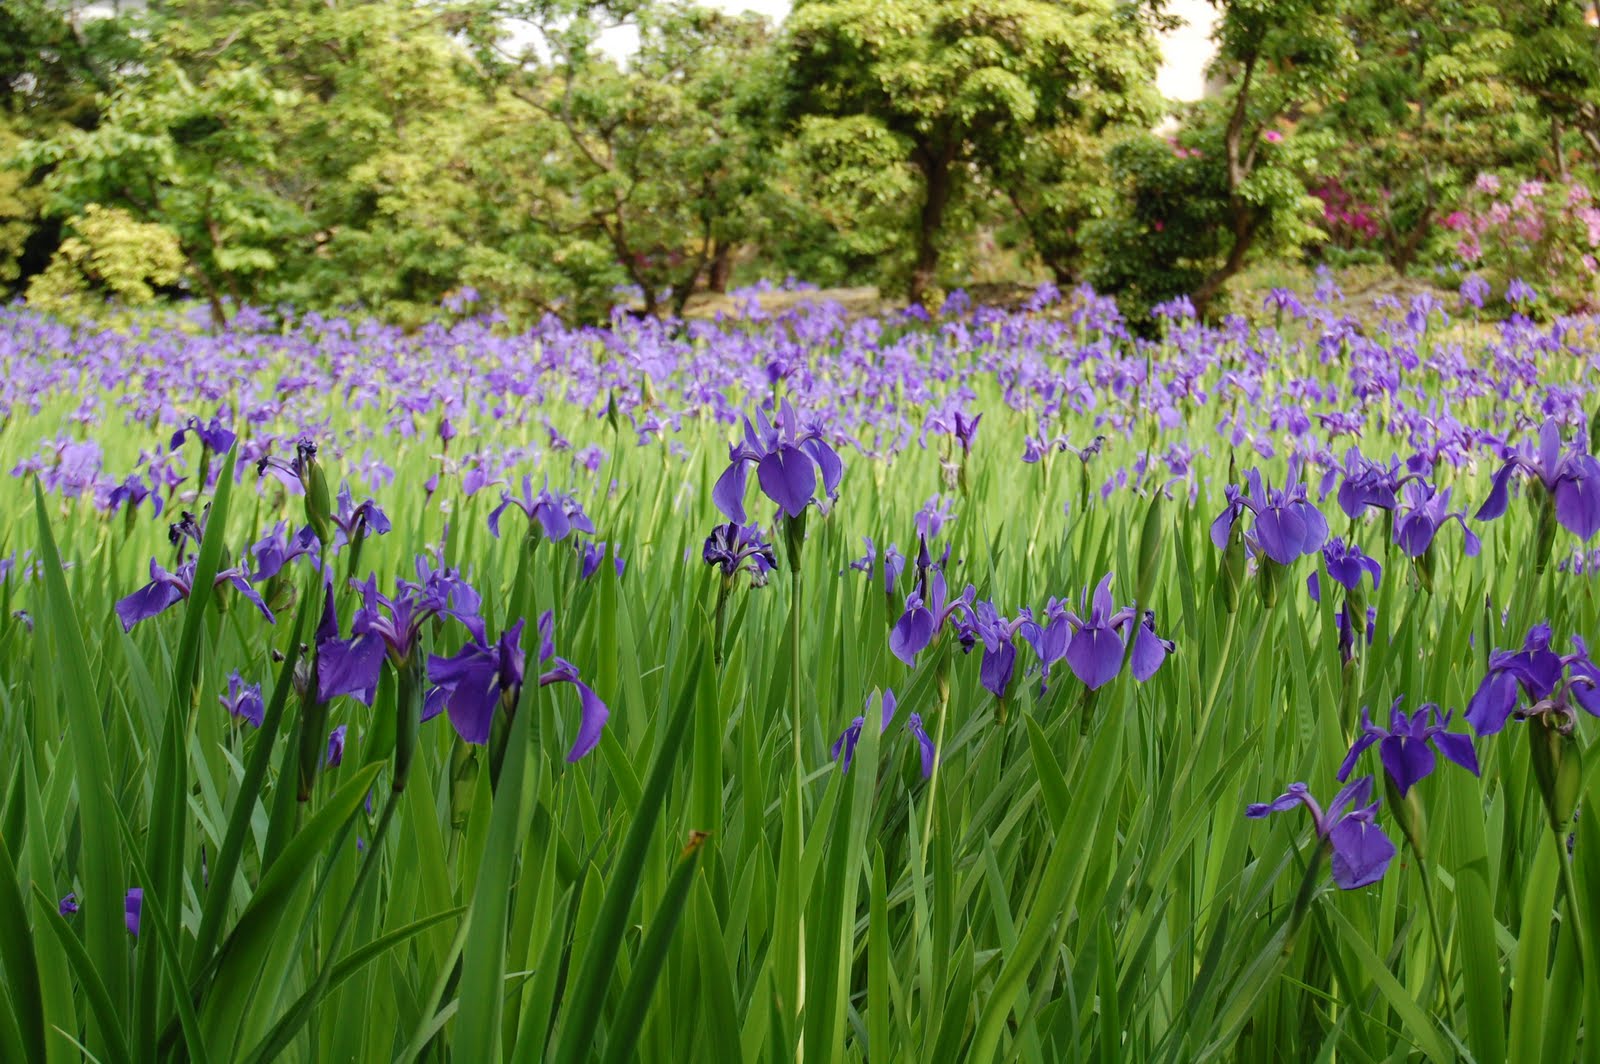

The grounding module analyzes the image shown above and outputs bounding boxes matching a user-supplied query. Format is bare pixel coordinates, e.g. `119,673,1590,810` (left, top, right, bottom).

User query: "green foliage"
6,0,1600,319
783,0,1161,301
24,204,186,314
1083,0,1352,318
1297,0,1546,272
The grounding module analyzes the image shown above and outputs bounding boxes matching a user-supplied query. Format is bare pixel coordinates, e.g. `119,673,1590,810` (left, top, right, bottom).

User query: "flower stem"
789,566,804,783
786,561,806,1062
918,647,952,870
1415,853,1459,1031
713,578,731,671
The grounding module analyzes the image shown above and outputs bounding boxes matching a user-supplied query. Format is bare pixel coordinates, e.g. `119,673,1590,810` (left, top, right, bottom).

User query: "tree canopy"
4,0,1599,322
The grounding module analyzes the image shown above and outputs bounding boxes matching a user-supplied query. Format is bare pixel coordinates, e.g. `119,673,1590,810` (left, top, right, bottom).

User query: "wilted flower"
703,523,777,586
1246,777,1396,889
326,725,347,767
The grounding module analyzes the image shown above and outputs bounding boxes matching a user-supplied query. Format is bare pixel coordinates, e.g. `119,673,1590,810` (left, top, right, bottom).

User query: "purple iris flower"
58,893,78,916
219,671,265,727
1246,776,1397,889
915,495,957,541
1022,433,1105,465
704,523,777,586
953,411,981,455
488,477,596,541
1328,605,1378,663
1336,697,1479,796
424,618,528,746
116,558,274,632
907,713,936,776
1211,466,1329,565
848,537,906,597
331,484,391,547
1506,277,1538,305
1322,449,1425,520
1475,419,1600,541
125,888,143,936
960,601,1024,698
105,474,163,519
1394,482,1480,558
1060,574,1169,690
1465,623,1600,735
832,691,935,779
712,399,843,522
170,416,237,455
250,521,320,581
579,541,625,580
889,569,975,666
1307,538,1382,601
326,725,346,767
1131,610,1175,682
1018,599,1071,691
317,564,482,705
831,688,896,773
427,612,609,760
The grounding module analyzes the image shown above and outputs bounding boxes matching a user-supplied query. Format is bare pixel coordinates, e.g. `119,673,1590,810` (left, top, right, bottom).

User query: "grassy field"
0,281,1597,1062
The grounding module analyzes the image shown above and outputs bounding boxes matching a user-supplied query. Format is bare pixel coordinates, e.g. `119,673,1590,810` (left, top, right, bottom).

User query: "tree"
1085,0,1353,318
1303,0,1545,272
782,0,1161,304
1,1,137,291
463,0,777,318
1496,0,1600,176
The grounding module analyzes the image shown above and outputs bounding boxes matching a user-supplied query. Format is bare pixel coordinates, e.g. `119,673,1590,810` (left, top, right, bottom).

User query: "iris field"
2,280,1599,1062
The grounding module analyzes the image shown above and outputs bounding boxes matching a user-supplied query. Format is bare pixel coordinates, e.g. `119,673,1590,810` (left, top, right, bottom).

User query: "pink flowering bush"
1440,174,1600,313
1311,179,1382,249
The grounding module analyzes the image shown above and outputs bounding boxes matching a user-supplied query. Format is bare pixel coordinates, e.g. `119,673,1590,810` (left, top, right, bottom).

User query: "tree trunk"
708,240,732,294
909,150,953,306
1388,205,1435,274
1191,210,1257,319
